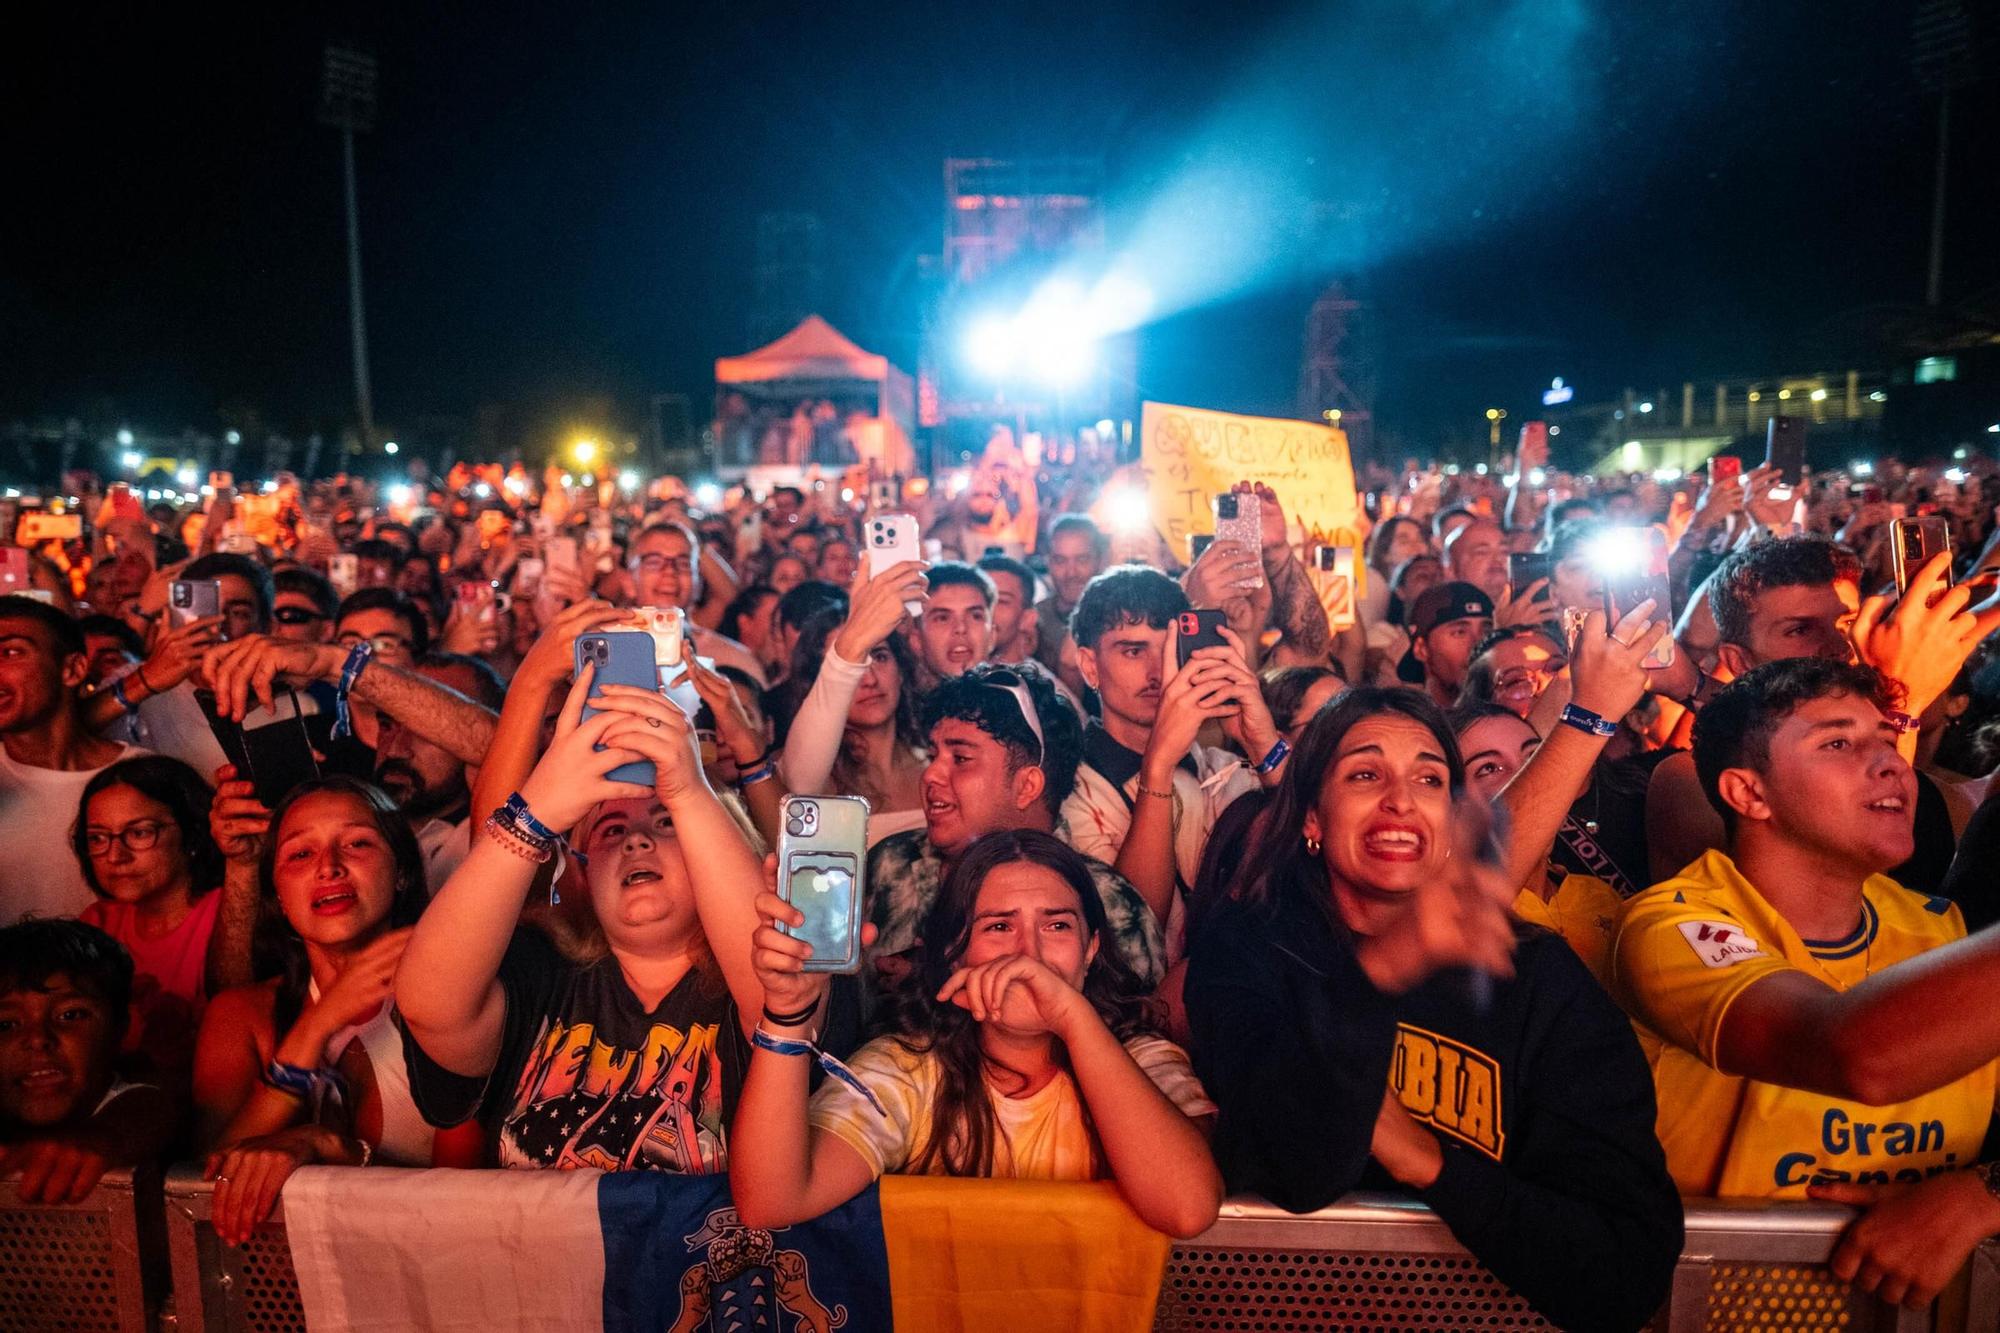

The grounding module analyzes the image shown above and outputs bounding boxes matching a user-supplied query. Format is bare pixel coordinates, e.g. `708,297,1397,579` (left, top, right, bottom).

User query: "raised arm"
203,765,268,994
782,560,927,792
468,599,627,830
1496,605,1662,890
396,669,649,1076
583,683,769,1032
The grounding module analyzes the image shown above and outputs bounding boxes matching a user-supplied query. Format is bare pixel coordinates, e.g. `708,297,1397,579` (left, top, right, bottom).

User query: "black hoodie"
1185,891,1682,1333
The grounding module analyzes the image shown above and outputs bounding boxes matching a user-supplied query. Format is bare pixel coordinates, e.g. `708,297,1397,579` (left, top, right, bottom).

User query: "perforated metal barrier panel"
0,1170,155,1333
1156,1246,1552,1331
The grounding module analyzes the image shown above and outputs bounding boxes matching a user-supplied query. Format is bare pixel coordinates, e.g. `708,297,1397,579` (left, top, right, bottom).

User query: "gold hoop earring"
1304,835,1321,855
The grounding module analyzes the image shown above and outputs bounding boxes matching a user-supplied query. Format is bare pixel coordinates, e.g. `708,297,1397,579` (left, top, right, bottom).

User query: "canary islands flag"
281,1168,1169,1332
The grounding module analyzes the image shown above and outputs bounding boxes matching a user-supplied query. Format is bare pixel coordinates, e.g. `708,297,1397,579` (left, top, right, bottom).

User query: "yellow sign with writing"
1139,400,1364,590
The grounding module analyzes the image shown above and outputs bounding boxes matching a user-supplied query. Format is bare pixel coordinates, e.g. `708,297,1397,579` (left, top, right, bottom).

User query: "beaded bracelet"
484,812,554,863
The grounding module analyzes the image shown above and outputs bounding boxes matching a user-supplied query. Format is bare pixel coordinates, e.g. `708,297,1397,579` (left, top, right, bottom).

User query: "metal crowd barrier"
0,1166,160,1333
0,1168,1988,1331
1154,1193,2000,1332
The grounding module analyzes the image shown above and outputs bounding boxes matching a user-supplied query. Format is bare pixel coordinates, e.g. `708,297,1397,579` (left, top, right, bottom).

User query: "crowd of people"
6,443,2000,1328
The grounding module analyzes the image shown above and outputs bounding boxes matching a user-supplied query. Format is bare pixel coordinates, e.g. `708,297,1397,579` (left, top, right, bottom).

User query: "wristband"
1254,736,1291,775
1558,702,1619,738
751,1027,889,1118
762,999,821,1028
1884,709,1920,734
1137,782,1175,801
263,1059,349,1117
484,813,554,863
738,761,777,787
110,674,142,716
1675,670,1713,710
330,641,373,740
503,792,562,844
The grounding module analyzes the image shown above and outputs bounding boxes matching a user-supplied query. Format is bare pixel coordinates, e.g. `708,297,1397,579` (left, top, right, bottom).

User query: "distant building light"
176,467,197,487
1547,425,1560,436
1869,390,1888,403
1778,389,1792,400
1638,401,1654,413
1954,447,1969,460
1748,391,1761,402
1853,460,1875,476
1542,378,1574,406
1653,467,1683,483
1916,356,1958,385
116,429,134,447
1810,388,1828,402
119,451,142,471
384,441,399,455
225,430,242,445
1474,463,1489,476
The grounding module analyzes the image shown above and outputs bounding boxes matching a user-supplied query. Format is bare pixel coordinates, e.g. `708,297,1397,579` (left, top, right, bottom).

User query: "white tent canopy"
714,316,916,474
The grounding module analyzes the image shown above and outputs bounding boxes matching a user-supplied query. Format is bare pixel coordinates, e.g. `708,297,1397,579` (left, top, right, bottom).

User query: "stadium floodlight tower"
320,45,379,447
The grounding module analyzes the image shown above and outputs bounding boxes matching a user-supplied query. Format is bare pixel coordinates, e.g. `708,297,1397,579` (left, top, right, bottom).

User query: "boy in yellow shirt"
1614,658,2000,1310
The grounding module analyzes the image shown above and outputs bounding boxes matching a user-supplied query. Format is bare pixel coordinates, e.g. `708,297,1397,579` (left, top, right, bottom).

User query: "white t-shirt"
0,742,147,923
132,684,229,778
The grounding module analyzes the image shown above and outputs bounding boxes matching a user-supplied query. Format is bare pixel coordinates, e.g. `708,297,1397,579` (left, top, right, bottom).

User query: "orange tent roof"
715,315,891,385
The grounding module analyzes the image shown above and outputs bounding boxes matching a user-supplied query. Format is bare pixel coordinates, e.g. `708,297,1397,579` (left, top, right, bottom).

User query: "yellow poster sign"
1139,399,1364,553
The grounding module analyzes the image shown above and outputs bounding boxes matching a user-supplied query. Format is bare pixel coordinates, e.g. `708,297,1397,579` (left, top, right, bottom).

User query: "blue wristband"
751,1027,889,1118
504,792,562,843
1559,702,1619,738
331,641,373,740
263,1059,349,1116
1254,736,1291,775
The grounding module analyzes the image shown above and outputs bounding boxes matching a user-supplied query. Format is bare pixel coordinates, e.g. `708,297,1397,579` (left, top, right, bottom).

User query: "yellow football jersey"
1612,849,1998,1199
1514,869,1623,987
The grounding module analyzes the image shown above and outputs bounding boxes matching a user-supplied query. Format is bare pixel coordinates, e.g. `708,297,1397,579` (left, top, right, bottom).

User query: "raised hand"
208,764,271,864
515,665,656,831
834,559,929,662
935,954,1091,1039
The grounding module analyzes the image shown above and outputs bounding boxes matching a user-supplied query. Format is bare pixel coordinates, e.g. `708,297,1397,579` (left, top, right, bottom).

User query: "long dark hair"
72,755,224,899
886,829,1149,1177
776,606,925,801
1235,688,1466,940
255,777,428,1035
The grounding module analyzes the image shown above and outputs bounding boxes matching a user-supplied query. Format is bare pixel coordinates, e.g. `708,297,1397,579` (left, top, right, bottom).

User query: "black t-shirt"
1552,748,1676,897
398,928,748,1173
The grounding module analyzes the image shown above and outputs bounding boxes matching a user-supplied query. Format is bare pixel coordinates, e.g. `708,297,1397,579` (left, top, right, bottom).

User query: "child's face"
0,975,118,1129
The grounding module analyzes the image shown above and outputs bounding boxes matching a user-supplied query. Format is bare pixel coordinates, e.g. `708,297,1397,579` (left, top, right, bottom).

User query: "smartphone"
17,513,83,544
327,553,358,599
866,513,924,617
1891,515,1952,595
545,536,581,582
1175,608,1230,670
630,605,685,666
1765,417,1807,487
514,556,546,594
575,631,663,787
1708,455,1742,487
1212,492,1264,586
0,548,28,594
1315,545,1358,630
1598,529,1675,669
1509,551,1553,601
777,795,868,974
196,688,322,809
869,479,900,511
170,579,222,629
1188,533,1214,562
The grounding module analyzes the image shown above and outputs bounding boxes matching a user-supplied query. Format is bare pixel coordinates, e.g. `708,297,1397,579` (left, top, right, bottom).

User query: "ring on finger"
647,716,662,729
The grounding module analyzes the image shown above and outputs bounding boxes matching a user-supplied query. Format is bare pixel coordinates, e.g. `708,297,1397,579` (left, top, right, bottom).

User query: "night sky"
5,0,1995,457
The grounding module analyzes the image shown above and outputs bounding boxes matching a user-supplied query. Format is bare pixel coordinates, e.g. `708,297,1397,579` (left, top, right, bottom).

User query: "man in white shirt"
0,597,148,922
1057,568,1288,960
626,523,766,686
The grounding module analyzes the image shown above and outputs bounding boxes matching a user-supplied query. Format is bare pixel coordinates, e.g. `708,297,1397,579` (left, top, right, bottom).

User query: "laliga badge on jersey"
1677,920,1764,969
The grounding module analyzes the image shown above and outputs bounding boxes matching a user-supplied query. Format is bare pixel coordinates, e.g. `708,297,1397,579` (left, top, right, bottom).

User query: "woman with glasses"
779,559,934,845
71,756,226,1090
730,829,1222,1238
192,777,480,1244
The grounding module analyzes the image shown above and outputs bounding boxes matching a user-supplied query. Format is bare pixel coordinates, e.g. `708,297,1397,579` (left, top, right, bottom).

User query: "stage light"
119,451,142,471
694,482,724,508
261,480,279,494
619,470,640,492
572,439,599,466
1528,468,1548,486
1810,388,1828,402
384,440,399,455
386,482,413,506
1638,402,1654,414
176,467,197,487
116,429,134,447
963,316,1017,378
225,430,242,446
1954,447,1969,460
1106,486,1151,534
1852,460,1875,476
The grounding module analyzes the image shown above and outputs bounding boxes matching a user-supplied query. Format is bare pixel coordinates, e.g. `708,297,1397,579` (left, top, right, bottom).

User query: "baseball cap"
1407,582,1495,638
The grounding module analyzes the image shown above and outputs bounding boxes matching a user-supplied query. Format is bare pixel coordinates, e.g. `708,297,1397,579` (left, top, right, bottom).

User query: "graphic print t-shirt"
399,929,747,1173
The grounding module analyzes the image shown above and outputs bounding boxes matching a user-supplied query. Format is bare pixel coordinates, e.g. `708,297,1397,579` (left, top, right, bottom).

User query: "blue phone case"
575,632,661,787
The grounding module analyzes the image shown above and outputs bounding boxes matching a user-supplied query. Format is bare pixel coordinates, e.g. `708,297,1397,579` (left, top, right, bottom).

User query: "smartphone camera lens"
785,817,804,836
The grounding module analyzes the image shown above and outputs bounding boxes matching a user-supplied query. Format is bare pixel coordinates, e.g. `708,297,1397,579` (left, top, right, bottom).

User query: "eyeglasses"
631,554,693,575
273,606,328,626
980,669,1044,763
84,820,171,856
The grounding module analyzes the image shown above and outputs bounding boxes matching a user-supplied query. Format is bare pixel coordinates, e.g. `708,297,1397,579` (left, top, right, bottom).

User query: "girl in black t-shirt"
396,662,769,1173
